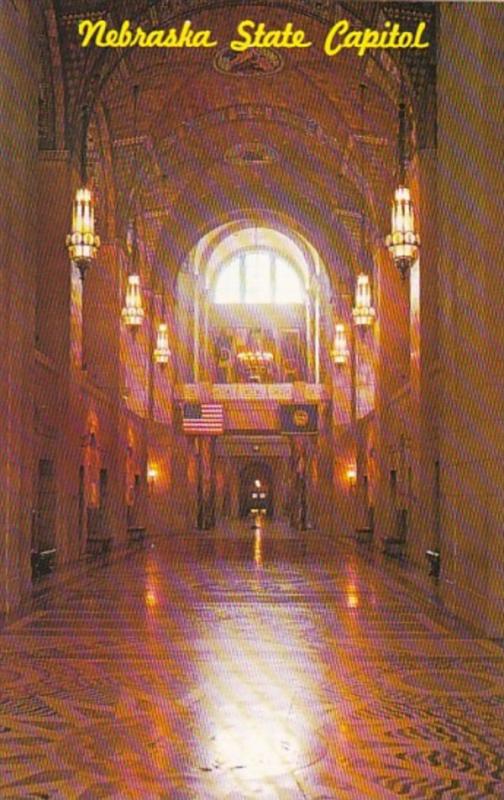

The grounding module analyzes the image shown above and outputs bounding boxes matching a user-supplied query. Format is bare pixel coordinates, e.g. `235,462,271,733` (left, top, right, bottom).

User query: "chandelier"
121,87,145,332
122,273,144,329
385,81,420,278
237,350,273,365
66,106,100,280
386,186,420,278
331,323,349,366
153,322,171,365
352,85,376,329
352,274,376,327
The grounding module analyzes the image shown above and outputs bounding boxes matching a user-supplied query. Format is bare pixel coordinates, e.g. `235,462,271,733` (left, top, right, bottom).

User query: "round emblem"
293,409,309,427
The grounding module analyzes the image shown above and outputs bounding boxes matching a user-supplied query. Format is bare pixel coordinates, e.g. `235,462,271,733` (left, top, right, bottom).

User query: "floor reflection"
0,520,503,799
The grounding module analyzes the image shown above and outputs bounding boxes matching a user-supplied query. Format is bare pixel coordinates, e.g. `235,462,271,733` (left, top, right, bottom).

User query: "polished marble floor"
1,521,503,799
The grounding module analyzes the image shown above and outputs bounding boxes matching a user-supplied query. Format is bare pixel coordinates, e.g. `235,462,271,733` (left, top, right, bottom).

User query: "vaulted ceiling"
39,0,436,287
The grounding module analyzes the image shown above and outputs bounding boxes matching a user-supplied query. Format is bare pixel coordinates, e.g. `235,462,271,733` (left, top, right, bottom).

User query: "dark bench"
426,549,441,577
383,509,407,559
128,526,147,546
383,536,406,557
355,507,374,544
86,537,112,558
355,526,373,544
31,548,56,580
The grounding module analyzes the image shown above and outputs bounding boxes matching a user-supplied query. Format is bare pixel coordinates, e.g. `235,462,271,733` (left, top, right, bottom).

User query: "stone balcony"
174,382,330,403
174,383,330,432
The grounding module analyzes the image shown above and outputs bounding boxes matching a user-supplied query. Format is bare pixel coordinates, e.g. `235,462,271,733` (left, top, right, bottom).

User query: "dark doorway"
239,460,274,519
78,465,85,552
127,473,141,528
34,459,56,551
99,468,108,533
32,458,57,580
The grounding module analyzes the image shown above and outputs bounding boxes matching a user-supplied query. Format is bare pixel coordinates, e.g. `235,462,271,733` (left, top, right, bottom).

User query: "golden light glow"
352,274,376,327
386,185,420,277
346,467,357,486
254,526,263,567
237,350,274,365
66,187,100,275
122,274,145,328
153,322,171,364
147,465,158,497
331,323,349,366
145,590,157,607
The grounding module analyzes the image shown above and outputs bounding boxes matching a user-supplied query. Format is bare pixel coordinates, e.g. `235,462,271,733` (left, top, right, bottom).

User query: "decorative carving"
224,141,279,164
214,46,284,76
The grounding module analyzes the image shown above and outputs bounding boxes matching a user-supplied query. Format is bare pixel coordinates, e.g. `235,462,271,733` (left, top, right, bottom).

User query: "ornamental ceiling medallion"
224,141,279,164
214,47,284,76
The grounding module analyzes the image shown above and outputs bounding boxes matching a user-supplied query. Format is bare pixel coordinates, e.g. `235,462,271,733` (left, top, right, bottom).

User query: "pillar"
0,0,39,616
408,148,440,567
437,4,504,636
374,234,411,542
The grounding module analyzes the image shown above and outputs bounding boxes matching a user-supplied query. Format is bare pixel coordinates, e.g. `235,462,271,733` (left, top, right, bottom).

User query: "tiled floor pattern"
0,522,503,799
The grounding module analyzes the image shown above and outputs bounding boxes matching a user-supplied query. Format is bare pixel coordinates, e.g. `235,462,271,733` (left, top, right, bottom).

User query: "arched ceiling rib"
42,0,436,294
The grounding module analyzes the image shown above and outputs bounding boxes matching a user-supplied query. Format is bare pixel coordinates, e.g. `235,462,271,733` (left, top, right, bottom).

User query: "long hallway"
1,524,503,799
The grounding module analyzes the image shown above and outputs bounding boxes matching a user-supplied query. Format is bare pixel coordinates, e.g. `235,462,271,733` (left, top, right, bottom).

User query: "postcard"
1,2,502,797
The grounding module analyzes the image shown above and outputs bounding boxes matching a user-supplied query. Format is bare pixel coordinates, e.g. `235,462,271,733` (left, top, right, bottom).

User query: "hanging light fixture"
385,77,420,278
331,323,349,366
153,289,170,364
352,274,376,327
122,273,144,329
153,322,171,365
121,86,145,332
352,83,376,329
66,106,100,281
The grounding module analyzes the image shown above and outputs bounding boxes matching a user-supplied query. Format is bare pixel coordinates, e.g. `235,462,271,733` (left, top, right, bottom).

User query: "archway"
238,460,274,520
176,221,335,386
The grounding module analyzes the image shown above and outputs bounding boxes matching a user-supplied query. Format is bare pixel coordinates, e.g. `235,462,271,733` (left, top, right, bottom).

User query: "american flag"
182,403,224,435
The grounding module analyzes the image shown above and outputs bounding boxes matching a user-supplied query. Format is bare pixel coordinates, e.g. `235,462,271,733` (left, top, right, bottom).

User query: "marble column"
0,0,39,616
408,148,440,567
374,237,410,541
436,4,504,636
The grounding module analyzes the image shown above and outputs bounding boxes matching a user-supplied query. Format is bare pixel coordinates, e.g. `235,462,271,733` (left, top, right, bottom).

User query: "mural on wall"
212,326,303,383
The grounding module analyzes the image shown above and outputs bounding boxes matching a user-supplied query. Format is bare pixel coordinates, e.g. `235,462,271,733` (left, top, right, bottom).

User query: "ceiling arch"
41,1,435,300
49,0,435,151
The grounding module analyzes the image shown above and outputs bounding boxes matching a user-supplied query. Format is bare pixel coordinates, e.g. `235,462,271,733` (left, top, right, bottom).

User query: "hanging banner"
279,404,318,434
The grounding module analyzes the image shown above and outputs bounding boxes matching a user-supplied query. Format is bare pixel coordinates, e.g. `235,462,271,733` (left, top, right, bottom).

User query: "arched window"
213,248,304,304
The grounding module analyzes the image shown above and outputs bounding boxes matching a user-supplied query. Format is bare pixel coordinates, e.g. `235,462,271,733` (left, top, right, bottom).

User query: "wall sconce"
346,467,357,490
147,466,158,495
